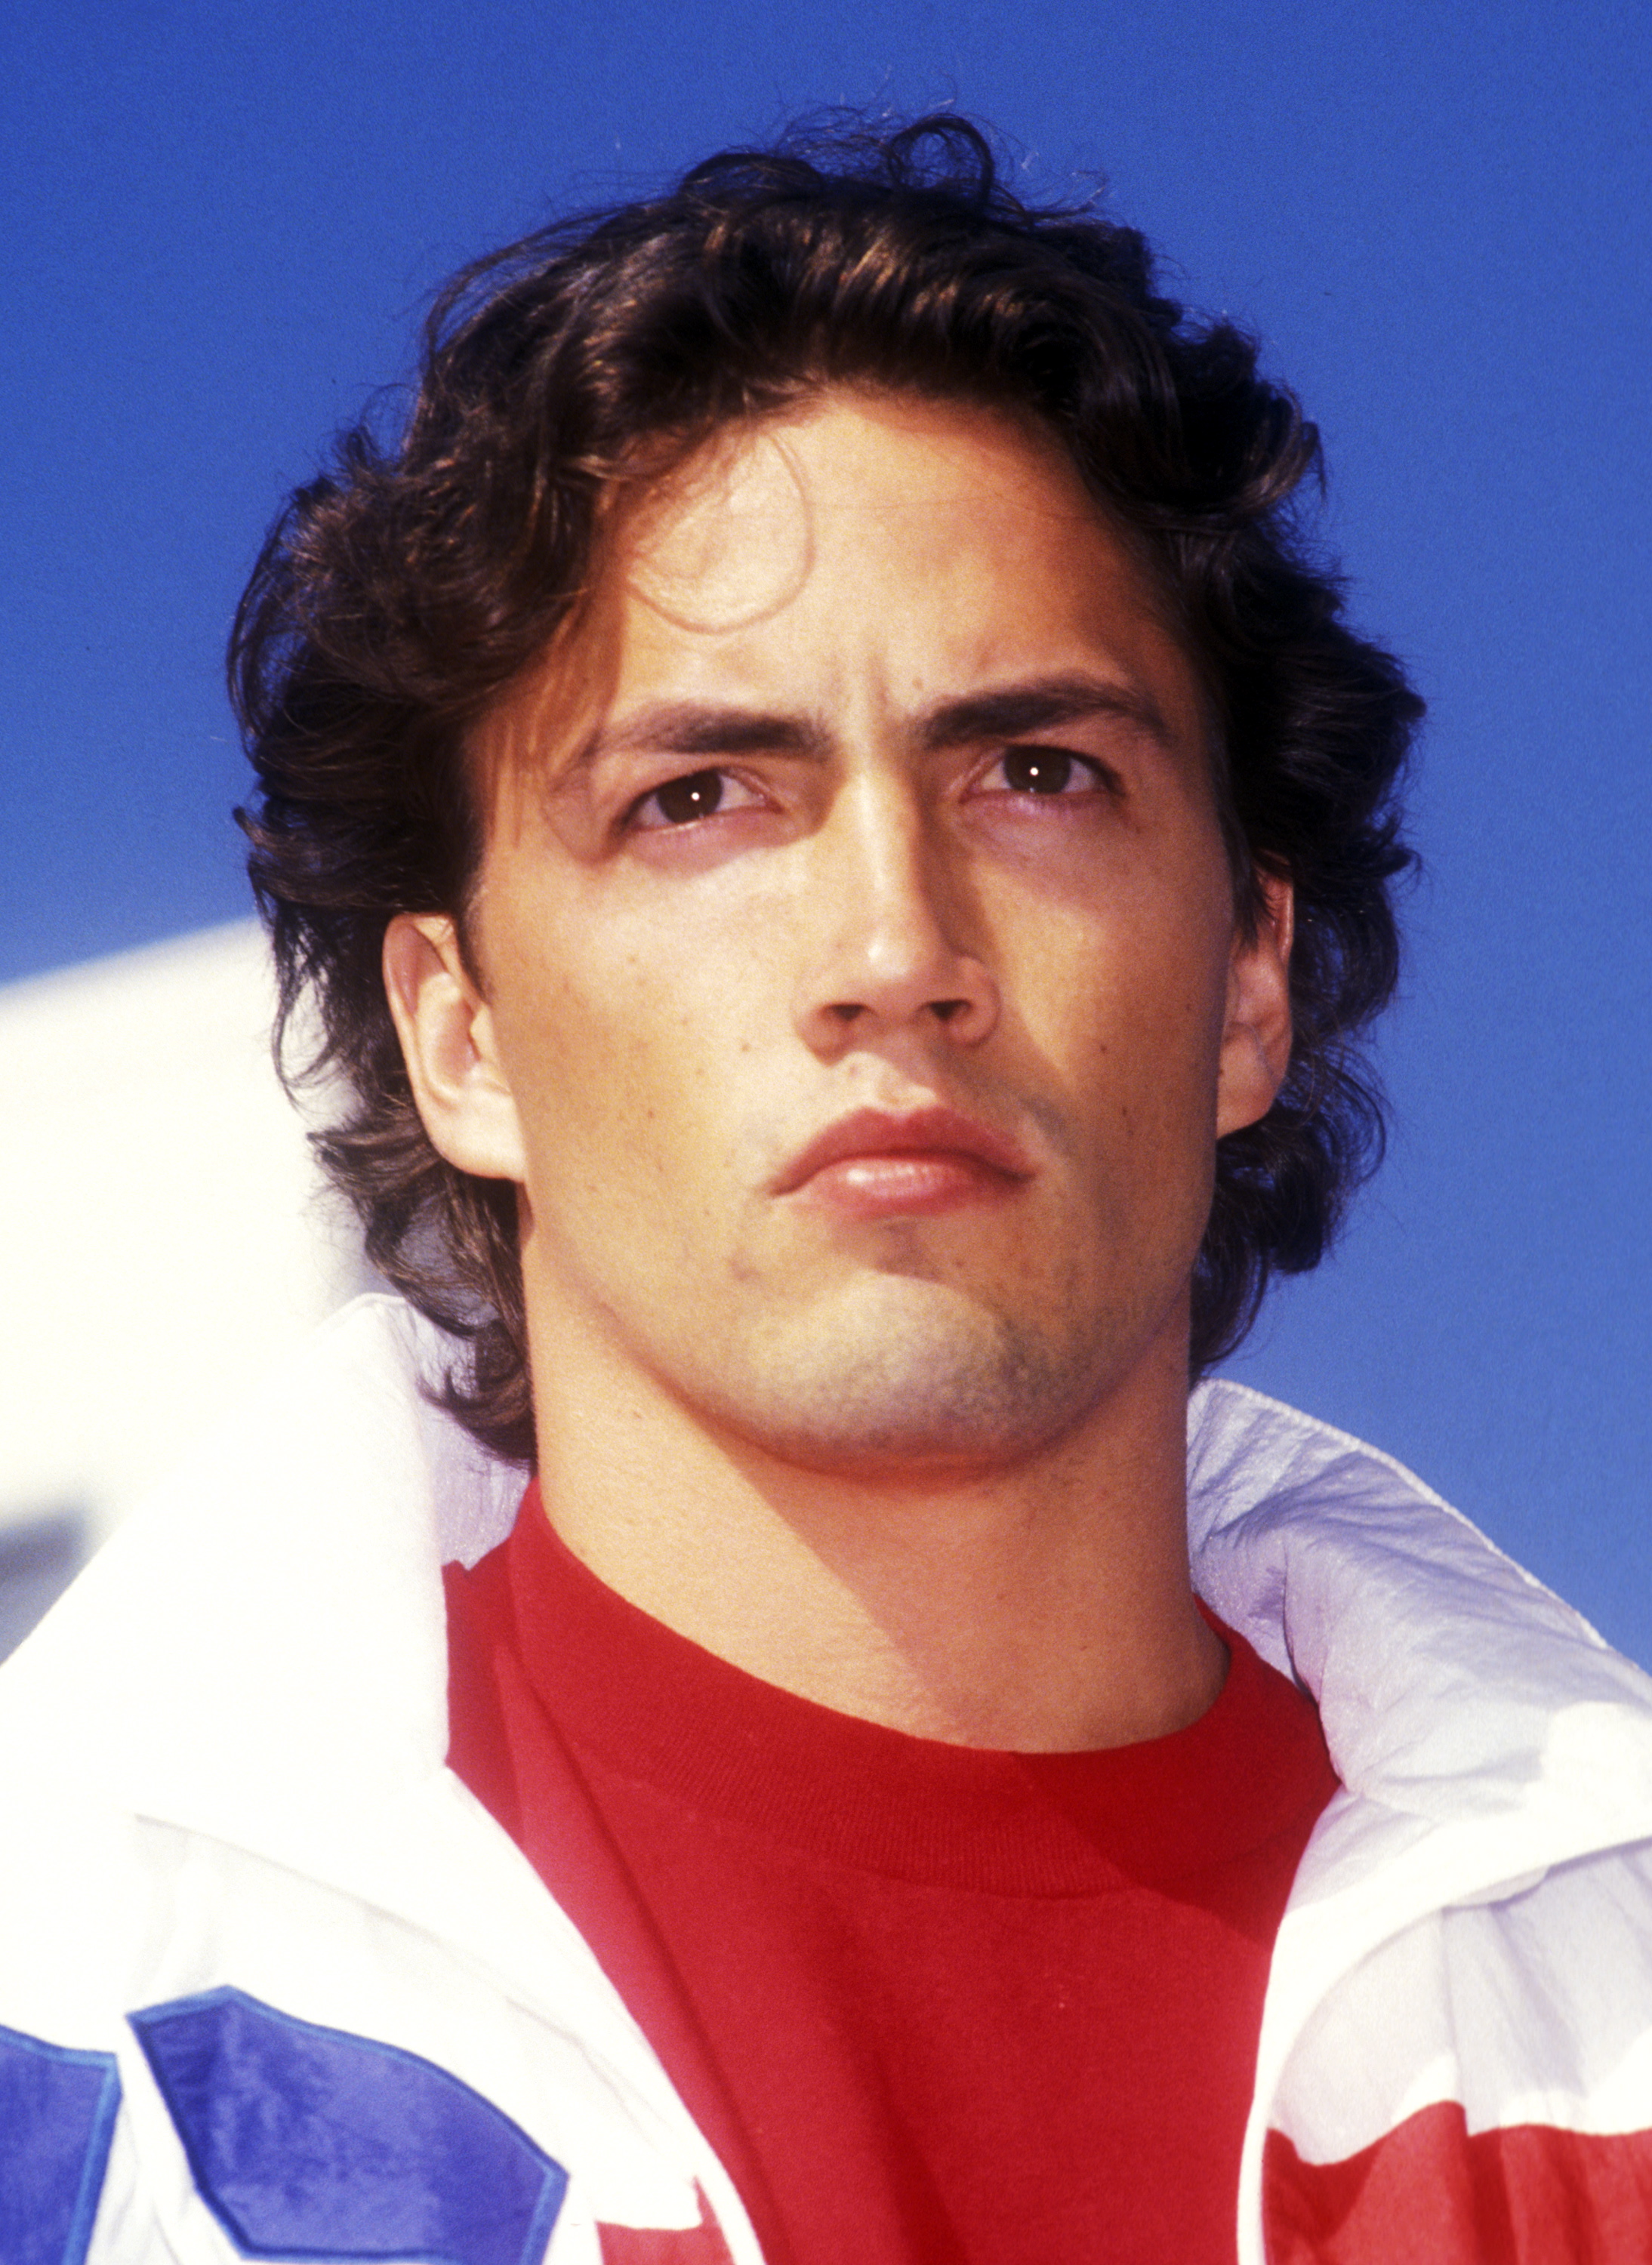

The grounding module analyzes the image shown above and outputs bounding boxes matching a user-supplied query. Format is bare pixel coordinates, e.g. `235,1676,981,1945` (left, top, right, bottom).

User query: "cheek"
997,873,1231,1114
485,889,740,1195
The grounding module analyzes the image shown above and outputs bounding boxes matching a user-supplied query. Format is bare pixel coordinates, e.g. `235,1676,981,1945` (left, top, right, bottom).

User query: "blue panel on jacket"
128,1987,569,2265
0,2020,121,2265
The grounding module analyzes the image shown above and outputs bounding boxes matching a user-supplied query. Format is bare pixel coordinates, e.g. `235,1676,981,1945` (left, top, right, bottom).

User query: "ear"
381,914,528,1182
1215,872,1294,1139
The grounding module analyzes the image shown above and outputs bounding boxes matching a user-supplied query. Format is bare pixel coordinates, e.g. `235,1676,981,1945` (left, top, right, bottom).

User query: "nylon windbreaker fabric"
2,1292,1650,2264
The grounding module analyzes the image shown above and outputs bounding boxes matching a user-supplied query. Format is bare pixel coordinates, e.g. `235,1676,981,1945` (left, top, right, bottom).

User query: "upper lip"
772,1105,1035,1196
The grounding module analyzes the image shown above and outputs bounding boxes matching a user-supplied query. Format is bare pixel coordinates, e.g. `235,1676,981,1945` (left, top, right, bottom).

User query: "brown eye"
658,769,725,822
638,769,728,827
628,766,768,833
1002,746,1077,795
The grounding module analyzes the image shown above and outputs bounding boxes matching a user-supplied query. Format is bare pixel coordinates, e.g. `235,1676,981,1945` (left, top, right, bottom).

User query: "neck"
522,1300,1222,1754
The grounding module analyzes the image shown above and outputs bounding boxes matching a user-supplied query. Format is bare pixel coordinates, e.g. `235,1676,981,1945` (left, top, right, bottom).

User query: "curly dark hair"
233,114,1421,1463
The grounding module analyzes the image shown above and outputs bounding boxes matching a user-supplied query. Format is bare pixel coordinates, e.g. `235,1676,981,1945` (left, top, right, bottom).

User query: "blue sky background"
4,2,1648,1650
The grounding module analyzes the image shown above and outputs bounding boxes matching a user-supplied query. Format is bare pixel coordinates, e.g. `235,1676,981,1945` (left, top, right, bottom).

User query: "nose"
791,771,1000,1055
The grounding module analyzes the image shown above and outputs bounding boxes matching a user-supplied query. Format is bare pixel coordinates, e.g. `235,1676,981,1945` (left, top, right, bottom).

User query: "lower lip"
790,1151,1025,1220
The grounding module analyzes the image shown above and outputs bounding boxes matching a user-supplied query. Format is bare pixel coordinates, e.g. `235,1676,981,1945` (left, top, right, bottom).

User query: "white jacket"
3,1294,1652,2264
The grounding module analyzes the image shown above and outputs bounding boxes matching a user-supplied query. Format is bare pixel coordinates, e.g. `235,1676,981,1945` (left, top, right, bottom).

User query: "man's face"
442,391,1287,1475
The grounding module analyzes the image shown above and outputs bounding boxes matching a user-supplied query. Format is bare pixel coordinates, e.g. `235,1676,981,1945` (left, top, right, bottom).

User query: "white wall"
0,922,363,1558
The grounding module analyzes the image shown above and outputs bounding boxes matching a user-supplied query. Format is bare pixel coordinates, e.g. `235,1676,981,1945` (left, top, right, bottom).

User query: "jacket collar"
1186,1373,1652,2233
1190,1373,1652,1888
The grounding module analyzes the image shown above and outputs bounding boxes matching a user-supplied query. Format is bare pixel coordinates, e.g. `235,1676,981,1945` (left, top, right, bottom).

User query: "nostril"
929,999,969,1022
829,1002,867,1023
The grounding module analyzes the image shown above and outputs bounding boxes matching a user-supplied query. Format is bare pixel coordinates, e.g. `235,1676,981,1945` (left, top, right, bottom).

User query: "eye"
980,744,1113,798
629,767,765,830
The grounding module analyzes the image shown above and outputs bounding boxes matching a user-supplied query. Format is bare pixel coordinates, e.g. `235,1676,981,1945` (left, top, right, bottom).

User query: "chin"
702,1302,1124,1478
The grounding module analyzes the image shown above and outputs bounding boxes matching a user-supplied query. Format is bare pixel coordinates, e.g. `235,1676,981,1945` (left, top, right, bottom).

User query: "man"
5,117,1652,2265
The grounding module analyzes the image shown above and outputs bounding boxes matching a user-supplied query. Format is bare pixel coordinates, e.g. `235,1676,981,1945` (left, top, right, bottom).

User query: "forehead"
474,389,1208,787
624,390,1114,617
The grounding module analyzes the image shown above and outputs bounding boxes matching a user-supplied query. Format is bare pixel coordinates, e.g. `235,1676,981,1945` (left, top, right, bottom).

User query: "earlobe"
381,914,529,1182
1215,874,1294,1140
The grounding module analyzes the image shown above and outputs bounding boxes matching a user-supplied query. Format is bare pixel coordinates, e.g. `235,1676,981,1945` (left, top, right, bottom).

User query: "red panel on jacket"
445,1482,1338,2265
1265,2103,1652,2262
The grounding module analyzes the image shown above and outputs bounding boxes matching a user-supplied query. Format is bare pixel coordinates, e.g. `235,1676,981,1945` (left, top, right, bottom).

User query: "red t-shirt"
444,1483,1337,2265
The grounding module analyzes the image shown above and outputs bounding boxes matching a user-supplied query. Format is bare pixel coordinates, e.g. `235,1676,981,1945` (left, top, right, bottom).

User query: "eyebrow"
572,670,1176,772
572,703,827,769
917,672,1176,753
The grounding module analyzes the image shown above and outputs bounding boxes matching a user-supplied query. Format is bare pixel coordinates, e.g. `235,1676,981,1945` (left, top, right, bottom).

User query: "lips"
772,1105,1034,1200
